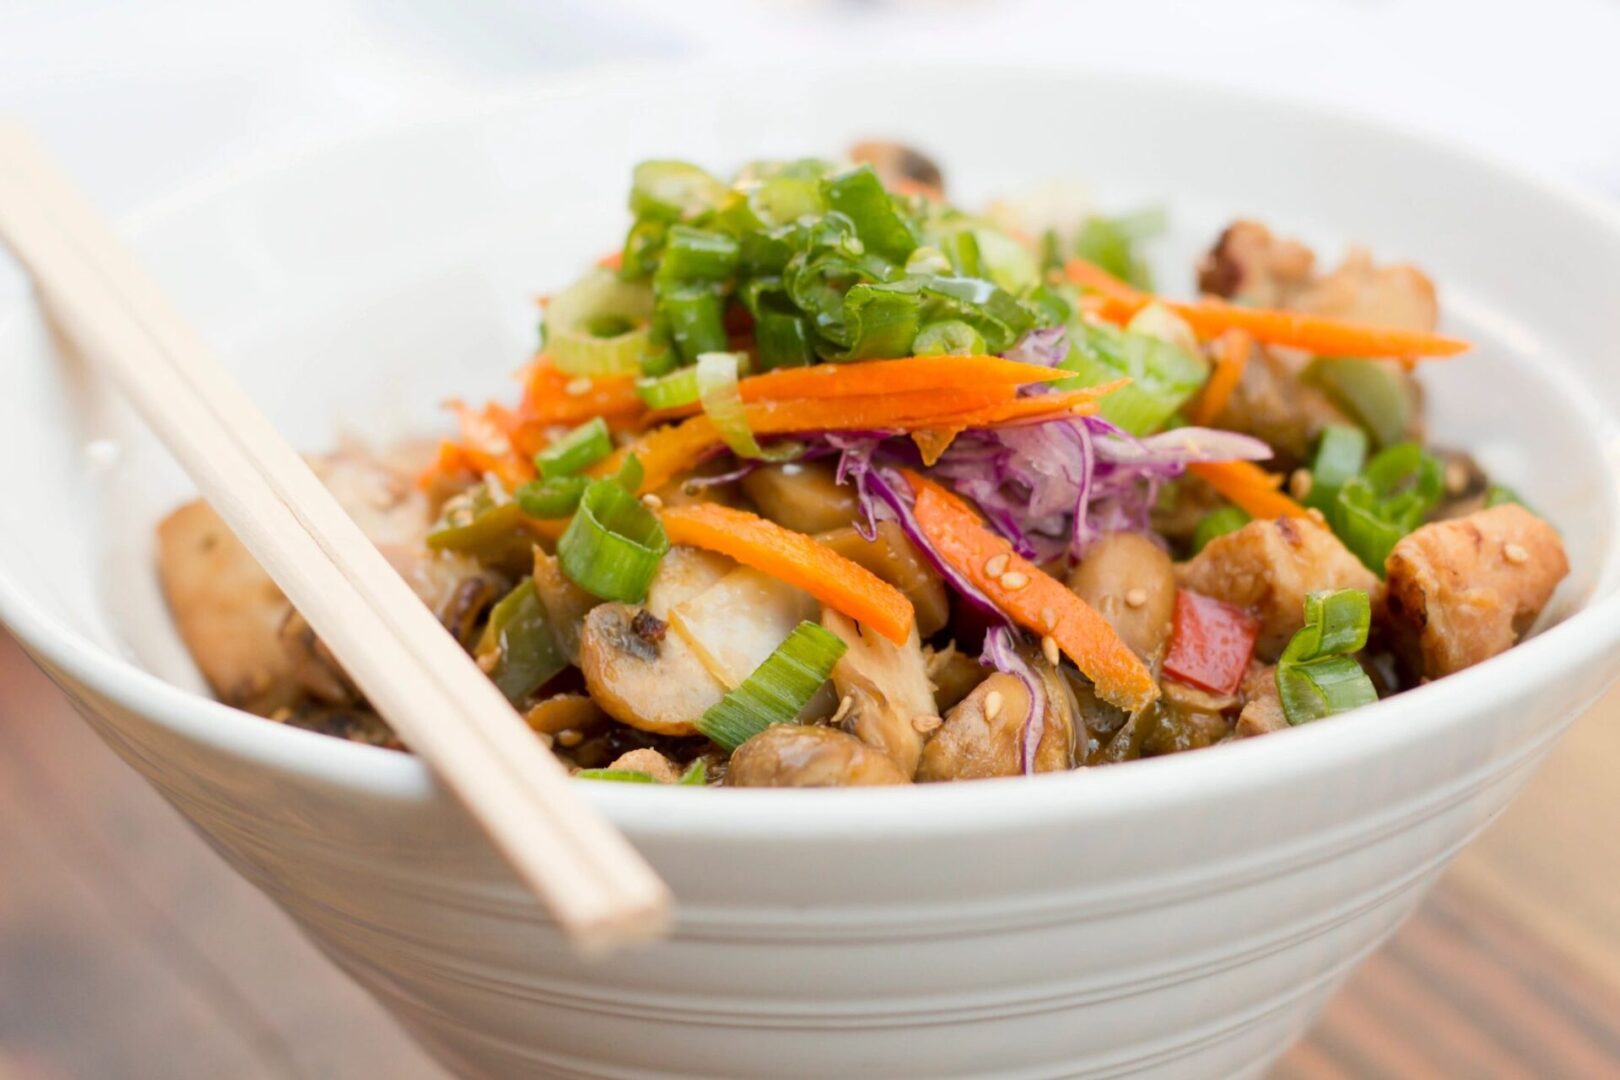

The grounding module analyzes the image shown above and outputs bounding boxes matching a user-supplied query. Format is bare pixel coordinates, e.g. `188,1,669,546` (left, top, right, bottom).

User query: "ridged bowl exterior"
4,66,1620,1079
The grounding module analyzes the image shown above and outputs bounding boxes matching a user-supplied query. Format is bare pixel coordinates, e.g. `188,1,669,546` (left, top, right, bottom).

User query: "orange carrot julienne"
1190,329,1251,426
1188,460,1309,520
1067,257,1470,359
659,503,915,645
905,471,1158,713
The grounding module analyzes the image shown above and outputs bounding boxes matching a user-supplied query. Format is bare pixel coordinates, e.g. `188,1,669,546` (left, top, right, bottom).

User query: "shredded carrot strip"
1190,329,1251,426
645,355,1070,423
517,360,643,426
1065,257,1469,359
659,504,914,645
905,472,1158,712
1188,460,1309,520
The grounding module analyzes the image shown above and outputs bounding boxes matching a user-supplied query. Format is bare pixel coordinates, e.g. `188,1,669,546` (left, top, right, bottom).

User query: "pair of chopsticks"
0,122,671,949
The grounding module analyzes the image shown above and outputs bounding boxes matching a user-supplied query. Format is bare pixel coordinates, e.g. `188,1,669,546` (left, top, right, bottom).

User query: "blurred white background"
6,0,1620,219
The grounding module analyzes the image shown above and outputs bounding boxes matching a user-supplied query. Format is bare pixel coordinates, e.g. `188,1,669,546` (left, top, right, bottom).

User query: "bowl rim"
5,62,1620,840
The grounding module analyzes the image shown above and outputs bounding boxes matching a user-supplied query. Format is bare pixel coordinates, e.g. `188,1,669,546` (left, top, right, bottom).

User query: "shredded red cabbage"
981,627,1045,775
1004,326,1069,369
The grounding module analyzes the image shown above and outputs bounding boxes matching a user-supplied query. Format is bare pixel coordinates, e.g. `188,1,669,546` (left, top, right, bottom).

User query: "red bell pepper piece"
1163,590,1259,696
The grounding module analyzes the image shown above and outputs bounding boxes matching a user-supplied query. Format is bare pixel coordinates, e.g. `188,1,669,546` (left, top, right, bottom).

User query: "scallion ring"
696,351,799,461
696,621,847,752
536,417,612,479
557,477,669,602
544,269,654,376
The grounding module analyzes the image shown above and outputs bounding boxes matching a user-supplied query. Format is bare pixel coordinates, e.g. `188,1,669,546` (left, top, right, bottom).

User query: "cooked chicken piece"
643,545,734,619
1196,221,1317,307
605,748,681,783
669,567,816,689
1384,505,1569,680
1291,248,1438,332
1068,532,1177,667
822,609,934,777
577,603,723,736
157,447,486,715
847,140,945,200
1197,221,1429,462
1209,344,1356,465
726,725,909,787
1235,664,1288,738
917,668,1076,782
740,460,861,535
1178,515,1382,662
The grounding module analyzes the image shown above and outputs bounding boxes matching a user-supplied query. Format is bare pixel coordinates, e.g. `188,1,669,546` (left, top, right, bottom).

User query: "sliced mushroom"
925,642,986,713
1068,532,1177,667
740,460,861,535
816,521,950,639
847,140,945,199
644,545,734,618
577,603,724,736
725,725,909,787
917,668,1076,782
822,608,935,778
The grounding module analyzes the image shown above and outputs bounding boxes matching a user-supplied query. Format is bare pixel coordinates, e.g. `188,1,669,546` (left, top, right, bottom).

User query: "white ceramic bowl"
4,66,1620,1079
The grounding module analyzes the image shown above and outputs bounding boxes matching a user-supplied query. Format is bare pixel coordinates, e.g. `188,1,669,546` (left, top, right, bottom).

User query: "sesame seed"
830,695,854,726
984,690,1004,722
985,553,1009,578
1000,571,1030,591
911,714,942,733
1125,587,1148,608
640,493,664,509
564,376,593,396
1040,606,1057,631
1504,542,1529,565
1041,635,1061,666
557,729,583,748
1289,469,1313,500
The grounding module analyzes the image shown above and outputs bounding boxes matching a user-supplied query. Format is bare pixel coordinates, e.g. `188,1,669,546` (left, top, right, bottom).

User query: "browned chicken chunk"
1178,515,1382,662
1385,505,1569,679
1234,664,1288,738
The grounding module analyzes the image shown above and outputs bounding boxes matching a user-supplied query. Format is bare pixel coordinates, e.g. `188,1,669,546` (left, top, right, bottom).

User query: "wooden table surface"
2,629,1617,1080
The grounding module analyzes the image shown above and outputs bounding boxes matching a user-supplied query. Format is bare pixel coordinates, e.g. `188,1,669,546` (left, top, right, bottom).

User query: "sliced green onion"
1363,442,1444,505
544,269,654,376
1333,479,1411,573
1193,506,1251,553
971,227,1041,294
636,366,701,409
618,218,666,281
1276,588,1378,726
614,451,645,493
696,351,798,461
514,475,589,519
1305,424,1368,515
576,768,658,783
661,286,728,363
630,160,727,222
558,477,669,602
1304,357,1414,448
914,319,987,357
696,621,847,752
677,759,708,785
656,225,739,284
1058,318,1209,435
938,228,982,277
1329,442,1443,573
536,417,612,479
476,580,567,704
754,309,815,369
822,165,918,262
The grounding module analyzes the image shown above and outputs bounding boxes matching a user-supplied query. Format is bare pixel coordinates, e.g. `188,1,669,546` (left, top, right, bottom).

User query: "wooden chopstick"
0,122,672,949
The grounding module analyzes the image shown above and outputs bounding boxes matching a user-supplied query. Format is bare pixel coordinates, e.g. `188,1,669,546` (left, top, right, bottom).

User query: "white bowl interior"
3,66,1620,787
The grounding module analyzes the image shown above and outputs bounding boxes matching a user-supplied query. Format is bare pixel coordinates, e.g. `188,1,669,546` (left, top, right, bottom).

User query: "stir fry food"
157,143,1570,786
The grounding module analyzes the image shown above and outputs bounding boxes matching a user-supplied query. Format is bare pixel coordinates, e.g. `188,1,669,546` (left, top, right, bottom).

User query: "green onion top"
536,417,613,479
697,621,847,752
1276,589,1379,726
557,475,669,602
